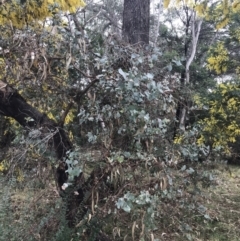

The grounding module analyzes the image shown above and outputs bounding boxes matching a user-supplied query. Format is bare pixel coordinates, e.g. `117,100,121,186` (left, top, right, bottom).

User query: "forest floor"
1,163,240,241
196,164,240,241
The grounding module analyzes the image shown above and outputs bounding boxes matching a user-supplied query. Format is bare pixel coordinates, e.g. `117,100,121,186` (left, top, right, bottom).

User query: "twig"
73,65,96,78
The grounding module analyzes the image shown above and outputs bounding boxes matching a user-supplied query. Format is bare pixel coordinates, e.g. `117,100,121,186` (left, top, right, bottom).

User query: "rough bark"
122,0,150,45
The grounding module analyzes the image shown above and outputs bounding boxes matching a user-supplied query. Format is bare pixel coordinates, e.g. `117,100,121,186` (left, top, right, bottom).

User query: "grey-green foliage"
66,26,216,238
0,2,223,239
65,150,82,182
176,125,211,162
77,43,177,153
116,190,159,231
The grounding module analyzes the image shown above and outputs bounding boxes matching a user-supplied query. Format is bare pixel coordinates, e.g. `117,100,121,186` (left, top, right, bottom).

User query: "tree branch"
70,66,100,102
75,78,99,101
0,79,72,170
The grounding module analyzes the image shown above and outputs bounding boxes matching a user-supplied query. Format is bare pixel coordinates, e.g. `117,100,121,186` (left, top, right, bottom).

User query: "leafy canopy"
0,0,85,28
196,83,240,154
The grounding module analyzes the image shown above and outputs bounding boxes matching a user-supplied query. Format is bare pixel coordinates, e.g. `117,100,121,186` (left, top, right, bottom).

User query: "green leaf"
204,214,211,220
146,73,154,79
167,63,172,71
118,68,127,80
186,168,195,174
181,165,186,171
117,156,124,163
122,204,131,213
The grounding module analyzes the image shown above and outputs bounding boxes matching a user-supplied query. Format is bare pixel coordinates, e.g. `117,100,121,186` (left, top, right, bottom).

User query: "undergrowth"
197,164,240,241
0,146,240,241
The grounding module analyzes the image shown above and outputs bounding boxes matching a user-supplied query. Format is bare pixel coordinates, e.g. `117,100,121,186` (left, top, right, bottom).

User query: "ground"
1,163,240,240
198,164,240,241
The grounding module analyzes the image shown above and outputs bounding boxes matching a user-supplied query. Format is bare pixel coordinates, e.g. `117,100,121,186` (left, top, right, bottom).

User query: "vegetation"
1,0,240,240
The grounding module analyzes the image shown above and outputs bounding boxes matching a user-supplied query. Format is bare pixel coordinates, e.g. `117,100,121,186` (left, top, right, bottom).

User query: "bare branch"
70,66,100,102
86,4,120,29
75,78,99,101
73,65,96,79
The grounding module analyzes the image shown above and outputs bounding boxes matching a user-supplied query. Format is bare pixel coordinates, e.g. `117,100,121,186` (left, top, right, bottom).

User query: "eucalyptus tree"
1,0,236,240
163,0,240,133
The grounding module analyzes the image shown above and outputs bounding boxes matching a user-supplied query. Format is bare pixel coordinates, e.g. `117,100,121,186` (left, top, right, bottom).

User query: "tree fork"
0,80,72,187
0,80,112,239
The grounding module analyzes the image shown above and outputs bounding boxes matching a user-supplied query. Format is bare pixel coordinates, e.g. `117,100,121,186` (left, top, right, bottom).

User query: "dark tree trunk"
0,80,72,187
122,0,150,45
0,80,111,238
0,80,84,227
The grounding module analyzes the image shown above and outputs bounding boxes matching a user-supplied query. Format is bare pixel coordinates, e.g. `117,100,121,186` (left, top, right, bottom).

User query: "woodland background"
1,0,240,240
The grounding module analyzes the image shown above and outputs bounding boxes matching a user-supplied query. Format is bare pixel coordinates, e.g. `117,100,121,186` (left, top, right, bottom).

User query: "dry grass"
195,165,240,241
1,162,240,241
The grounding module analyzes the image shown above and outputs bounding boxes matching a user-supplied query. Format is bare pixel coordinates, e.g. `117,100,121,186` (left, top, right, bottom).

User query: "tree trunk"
0,80,71,187
174,10,202,136
122,0,150,45
0,80,110,235
178,13,202,131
